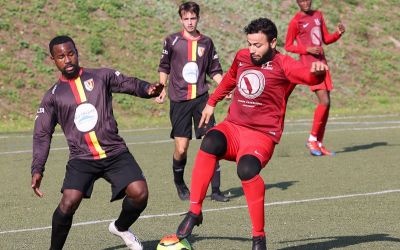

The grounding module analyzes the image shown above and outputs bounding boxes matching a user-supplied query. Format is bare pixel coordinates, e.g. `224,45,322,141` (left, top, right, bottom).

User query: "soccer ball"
157,234,192,250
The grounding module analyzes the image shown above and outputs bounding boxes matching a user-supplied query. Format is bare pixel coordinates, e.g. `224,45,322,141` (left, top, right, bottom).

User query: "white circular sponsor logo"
311,27,322,46
238,70,265,99
74,103,98,132
182,62,199,84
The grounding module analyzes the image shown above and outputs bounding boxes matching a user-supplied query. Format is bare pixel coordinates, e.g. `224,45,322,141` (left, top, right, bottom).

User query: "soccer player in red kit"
285,0,345,156
175,18,328,250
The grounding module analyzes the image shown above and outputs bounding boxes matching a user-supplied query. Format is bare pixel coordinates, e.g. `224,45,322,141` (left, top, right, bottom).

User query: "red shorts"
211,121,276,168
310,70,333,91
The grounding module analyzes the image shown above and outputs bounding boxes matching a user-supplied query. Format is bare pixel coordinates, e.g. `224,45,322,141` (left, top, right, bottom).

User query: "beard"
62,64,80,79
251,48,275,66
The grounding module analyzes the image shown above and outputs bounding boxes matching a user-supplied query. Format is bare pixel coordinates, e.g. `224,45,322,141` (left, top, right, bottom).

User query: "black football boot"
175,182,190,200
176,211,203,239
252,235,267,250
210,191,229,202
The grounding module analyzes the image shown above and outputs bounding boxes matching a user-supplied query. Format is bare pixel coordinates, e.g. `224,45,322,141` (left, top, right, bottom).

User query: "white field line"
284,125,400,135
1,114,398,139
285,120,400,126
0,139,172,155
0,189,399,235
285,113,400,122
0,127,171,139
2,120,399,139
1,126,400,156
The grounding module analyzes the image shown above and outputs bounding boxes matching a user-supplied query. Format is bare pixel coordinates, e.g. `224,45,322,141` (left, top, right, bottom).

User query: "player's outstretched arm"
147,83,164,97
198,104,215,128
31,173,44,197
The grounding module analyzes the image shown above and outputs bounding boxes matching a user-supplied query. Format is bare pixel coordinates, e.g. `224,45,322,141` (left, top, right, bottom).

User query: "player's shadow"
222,181,298,199
103,240,160,249
103,235,250,249
277,233,400,250
102,244,130,250
143,240,165,249
335,142,388,154
189,234,250,246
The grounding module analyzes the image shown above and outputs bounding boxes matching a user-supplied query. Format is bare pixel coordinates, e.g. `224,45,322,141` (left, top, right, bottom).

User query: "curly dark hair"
49,35,76,56
244,18,277,42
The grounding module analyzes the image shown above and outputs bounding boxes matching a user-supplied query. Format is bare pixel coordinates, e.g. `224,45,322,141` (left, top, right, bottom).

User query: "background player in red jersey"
175,18,328,250
156,1,228,202
31,36,163,250
285,0,345,156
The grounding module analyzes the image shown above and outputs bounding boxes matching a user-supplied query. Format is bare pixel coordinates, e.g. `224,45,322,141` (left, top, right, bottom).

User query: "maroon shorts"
211,121,276,168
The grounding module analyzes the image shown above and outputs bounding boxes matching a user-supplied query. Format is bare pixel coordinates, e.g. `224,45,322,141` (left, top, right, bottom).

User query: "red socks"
311,104,330,142
189,150,218,215
189,150,267,237
242,175,266,237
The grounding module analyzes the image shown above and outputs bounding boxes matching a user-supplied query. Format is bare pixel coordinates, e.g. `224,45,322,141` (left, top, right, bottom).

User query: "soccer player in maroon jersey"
156,1,228,202
285,0,345,156
30,36,163,250
174,18,328,250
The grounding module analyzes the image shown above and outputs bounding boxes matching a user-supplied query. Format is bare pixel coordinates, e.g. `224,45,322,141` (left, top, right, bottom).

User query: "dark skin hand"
148,83,164,97
31,173,44,197
307,46,323,56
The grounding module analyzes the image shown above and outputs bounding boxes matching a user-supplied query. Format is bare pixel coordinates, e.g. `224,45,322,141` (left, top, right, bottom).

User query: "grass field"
1,0,399,131
1,114,400,249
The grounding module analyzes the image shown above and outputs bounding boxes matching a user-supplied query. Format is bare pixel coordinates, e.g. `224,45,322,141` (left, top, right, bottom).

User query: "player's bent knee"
59,198,80,214
237,155,261,181
174,147,188,158
59,189,83,214
200,130,227,157
126,181,148,204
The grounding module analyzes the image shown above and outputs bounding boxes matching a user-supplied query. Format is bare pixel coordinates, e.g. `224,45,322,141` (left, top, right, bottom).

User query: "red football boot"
320,145,336,156
306,140,322,156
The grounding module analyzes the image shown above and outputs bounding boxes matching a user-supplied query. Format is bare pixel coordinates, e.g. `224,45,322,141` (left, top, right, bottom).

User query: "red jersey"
207,49,324,143
285,10,342,65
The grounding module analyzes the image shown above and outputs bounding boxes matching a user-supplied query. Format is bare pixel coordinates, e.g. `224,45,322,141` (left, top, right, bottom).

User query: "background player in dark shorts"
30,36,163,250
285,0,345,156
169,93,216,139
156,1,228,202
174,18,328,250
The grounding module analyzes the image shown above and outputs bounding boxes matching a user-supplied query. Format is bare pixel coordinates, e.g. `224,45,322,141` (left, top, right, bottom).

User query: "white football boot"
108,221,143,250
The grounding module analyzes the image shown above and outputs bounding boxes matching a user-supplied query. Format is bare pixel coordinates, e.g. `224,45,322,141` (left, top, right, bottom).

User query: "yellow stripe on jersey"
88,131,106,159
191,85,197,99
75,77,87,103
191,40,197,61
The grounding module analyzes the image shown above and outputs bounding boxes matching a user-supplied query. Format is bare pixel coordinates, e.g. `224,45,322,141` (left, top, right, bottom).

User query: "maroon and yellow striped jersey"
31,68,152,175
158,31,223,102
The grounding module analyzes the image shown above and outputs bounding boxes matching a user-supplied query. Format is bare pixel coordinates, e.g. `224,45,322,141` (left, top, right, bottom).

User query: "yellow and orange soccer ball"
157,234,192,250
